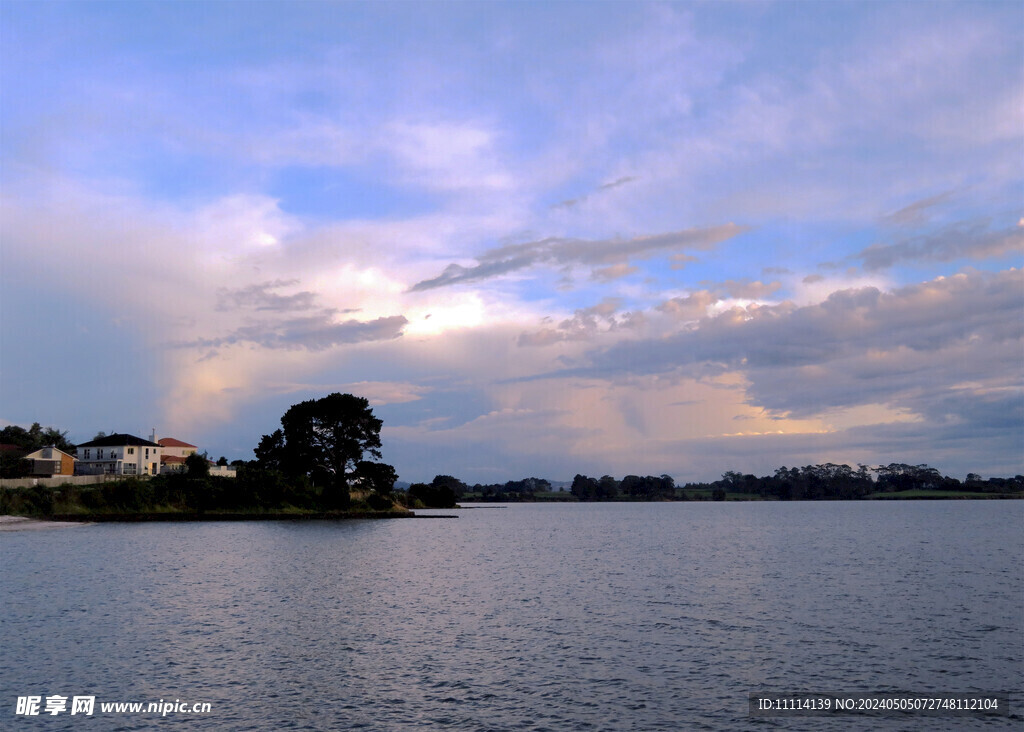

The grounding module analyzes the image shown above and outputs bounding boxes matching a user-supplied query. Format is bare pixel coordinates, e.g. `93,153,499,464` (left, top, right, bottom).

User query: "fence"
0,474,126,489
1,470,236,489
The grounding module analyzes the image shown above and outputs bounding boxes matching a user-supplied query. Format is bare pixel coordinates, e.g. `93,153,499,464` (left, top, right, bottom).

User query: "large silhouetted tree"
256,393,389,506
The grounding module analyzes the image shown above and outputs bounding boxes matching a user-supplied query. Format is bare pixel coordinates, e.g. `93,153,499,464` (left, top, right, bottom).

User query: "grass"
866,489,1024,499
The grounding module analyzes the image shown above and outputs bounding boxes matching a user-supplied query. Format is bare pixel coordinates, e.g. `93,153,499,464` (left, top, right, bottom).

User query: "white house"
75,434,161,476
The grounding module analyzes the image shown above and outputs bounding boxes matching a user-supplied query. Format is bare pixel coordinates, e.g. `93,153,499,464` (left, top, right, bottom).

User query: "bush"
407,482,456,508
366,493,395,511
1,485,56,516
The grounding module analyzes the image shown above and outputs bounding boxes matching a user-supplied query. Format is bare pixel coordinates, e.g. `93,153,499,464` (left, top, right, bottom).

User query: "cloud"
855,219,1024,270
409,224,749,291
880,190,957,226
656,290,720,321
670,253,699,270
591,263,638,282
547,269,1023,427
554,175,639,209
518,298,643,347
706,279,782,300
216,280,324,312
384,120,513,192
181,314,409,352
599,176,638,191
323,381,430,406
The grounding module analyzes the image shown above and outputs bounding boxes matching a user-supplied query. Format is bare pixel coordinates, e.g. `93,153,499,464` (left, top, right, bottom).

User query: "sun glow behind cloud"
404,296,487,337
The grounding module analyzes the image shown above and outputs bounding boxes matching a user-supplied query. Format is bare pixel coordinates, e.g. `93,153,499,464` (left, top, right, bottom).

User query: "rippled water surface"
2,501,1021,730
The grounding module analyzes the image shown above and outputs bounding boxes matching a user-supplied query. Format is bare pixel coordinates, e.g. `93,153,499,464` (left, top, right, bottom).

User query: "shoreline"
0,515,95,531
2,511,458,526
10,510,457,523
44,510,455,522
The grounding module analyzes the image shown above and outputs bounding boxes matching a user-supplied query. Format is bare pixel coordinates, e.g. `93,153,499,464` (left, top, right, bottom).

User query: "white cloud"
384,120,514,192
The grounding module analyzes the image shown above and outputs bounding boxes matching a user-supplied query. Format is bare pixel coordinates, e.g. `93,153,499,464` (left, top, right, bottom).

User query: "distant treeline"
681,463,1024,500
452,463,1024,502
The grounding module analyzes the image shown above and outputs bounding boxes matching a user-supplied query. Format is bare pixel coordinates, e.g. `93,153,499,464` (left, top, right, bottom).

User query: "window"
98,449,104,459
128,447,134,455
84,449,91,459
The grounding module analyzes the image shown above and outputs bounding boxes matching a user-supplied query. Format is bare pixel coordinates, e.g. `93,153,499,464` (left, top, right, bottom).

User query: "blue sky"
2,1,1021,483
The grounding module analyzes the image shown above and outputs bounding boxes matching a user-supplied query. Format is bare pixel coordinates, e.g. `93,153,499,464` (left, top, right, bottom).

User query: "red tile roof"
158,438,197,448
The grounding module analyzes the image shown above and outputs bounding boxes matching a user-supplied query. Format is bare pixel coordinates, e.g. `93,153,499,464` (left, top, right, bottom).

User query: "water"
1,501,1021,730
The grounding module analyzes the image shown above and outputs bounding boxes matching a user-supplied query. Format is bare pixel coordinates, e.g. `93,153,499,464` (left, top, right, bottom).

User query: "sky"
1,1,1021,484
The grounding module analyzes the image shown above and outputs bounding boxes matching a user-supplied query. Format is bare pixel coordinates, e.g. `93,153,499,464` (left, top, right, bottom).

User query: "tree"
875,463,942,492
256,393,390,505
185,452,210,478
0,423,75,453
355,460,398,496
431,474,467,499
596,475,620,499
254,429,286,471
571,474,597,500
620,474,643,497
0,452,31,478
407,479,457,508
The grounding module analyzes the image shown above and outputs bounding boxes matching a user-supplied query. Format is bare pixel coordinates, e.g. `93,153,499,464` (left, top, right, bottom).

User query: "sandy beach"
0,515,92,531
